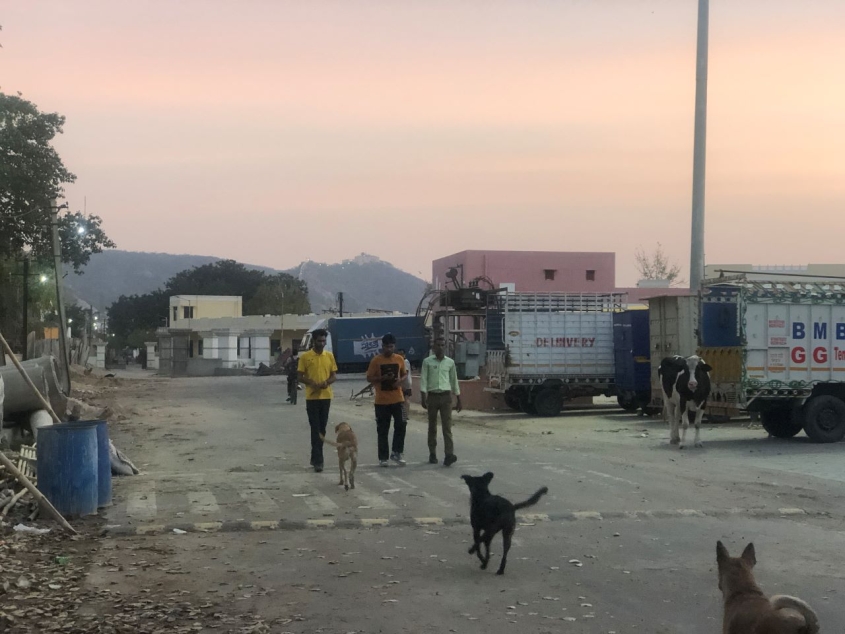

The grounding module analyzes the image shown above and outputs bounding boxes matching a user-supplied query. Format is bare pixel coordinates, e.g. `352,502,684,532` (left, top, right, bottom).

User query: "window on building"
198,339,204,356
183,306,195,319
172,307,178,322
188,339,194,358
237,338,241,356
544,269,557,281
586,270,596,281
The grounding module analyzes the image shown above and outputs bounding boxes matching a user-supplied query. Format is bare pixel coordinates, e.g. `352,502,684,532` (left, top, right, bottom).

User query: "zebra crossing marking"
187,491,220,515
126,482,157,519
101,506,827,536
240,489,279,514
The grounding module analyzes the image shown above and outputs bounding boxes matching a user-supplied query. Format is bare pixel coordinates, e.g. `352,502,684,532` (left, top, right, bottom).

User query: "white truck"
700,278,845,442
486,292,623,417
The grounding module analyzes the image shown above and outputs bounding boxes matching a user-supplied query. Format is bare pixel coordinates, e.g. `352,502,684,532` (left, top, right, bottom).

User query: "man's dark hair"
382,333,396,345
312,328,328,339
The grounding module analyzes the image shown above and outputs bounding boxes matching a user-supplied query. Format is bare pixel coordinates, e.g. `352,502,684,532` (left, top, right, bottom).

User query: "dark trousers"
427,392,454,457
375,402,406,461
306,399,331,466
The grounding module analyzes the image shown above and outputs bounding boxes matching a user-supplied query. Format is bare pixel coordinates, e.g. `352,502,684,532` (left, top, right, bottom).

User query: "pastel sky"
3,1,844,285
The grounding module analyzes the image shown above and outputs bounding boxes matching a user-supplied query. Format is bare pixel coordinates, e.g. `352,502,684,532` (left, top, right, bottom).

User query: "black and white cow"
658,355,712,449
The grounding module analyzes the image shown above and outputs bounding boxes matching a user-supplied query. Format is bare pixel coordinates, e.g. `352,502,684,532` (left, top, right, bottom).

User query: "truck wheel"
617,393,638,412
803,395,845,443
760,408,803,439
504,392,521,411
534,389,563,417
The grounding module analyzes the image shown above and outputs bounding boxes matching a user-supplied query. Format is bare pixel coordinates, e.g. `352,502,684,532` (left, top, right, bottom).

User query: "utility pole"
50,199,72,392
689,0,710,293
338,292,344,318
21,256,30,360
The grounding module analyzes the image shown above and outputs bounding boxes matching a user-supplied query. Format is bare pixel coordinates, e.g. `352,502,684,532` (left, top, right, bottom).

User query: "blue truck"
613,309,655,414
300,315,429,373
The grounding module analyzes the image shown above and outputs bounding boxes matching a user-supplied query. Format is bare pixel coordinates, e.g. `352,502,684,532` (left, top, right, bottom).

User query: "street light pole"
50,199,72,392
689,0,710,293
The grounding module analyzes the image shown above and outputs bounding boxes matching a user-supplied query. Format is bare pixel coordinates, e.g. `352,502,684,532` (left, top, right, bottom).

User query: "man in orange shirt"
365,333,407,467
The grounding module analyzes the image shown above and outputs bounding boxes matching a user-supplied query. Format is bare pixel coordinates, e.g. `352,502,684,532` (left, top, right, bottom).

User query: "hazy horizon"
4,1,844,286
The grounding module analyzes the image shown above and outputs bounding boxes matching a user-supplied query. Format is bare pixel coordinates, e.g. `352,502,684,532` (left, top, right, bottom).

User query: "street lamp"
40,274,48,283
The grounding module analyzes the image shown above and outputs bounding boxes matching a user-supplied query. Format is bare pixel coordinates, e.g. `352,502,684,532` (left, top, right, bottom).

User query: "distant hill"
64,250,427,314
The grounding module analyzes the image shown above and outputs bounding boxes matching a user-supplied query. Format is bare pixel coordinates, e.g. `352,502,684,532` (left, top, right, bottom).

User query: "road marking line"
778,508,806,515
302,492,339,513
307,519,335,528
518,513,550,522
676,509,706,517
126,483,157,519
572,511,603,520
187,490,220,515
350,483,397,510
250,520,279,530
414,517,444,526
361,518,390,527
586,470,640,487
194,521,223,532
240,489,279,514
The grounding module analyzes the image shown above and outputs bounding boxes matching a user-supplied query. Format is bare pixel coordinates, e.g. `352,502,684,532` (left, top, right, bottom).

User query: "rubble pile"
0,533,277,633
0,448,39,525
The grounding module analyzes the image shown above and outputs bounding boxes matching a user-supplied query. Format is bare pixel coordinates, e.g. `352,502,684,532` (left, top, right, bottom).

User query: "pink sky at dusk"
3,1,844,285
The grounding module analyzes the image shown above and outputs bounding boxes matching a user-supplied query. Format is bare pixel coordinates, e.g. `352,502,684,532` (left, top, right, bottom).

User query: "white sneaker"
379,460,389,468
392,453,406,465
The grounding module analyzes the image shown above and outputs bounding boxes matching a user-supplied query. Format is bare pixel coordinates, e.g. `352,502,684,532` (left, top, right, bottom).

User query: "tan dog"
319,422,358,490
716,541,819,634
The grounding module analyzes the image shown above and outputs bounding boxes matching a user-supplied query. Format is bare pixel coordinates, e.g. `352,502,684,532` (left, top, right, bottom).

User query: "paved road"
100,375,845,632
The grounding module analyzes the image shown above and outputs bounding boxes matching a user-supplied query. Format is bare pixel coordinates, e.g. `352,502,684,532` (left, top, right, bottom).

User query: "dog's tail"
770,595,820,634
513,486,549,511
318,434,355,450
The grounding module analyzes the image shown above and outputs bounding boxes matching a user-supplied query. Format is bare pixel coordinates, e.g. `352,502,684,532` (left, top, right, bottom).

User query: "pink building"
432,250,617,293
432,249,690,302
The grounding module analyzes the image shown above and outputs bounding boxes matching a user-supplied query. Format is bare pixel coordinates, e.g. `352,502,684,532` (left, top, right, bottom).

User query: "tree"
244,274,310,315
0,92,115,271
635,243,683,286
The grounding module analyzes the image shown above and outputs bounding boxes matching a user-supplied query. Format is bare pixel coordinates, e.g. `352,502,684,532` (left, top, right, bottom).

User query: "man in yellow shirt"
420,336,462,467
365,333,407,467
297,328,338,472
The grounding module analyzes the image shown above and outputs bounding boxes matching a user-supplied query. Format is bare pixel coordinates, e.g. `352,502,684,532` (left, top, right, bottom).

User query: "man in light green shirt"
420,336,462,467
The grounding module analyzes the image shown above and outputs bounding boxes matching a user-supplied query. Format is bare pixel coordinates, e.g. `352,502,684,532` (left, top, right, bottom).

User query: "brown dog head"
716,541,757,594
335,422,351,434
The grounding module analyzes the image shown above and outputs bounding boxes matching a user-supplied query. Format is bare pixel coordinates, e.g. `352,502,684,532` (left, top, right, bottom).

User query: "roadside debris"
109,439,140,476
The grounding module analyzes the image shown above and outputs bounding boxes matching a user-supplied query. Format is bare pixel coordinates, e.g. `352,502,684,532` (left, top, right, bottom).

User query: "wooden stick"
0,330,63,425
0,451,76,534
0,488,27,520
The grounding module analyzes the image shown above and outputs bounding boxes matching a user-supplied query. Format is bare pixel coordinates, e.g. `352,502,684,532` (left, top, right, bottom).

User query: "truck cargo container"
648,295,699,413
486,292,623,417
699,278,845,442
300,316,428,374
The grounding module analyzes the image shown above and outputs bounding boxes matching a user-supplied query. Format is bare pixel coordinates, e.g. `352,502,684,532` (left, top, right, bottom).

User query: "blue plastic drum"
61,420,112,507
36,425,98,517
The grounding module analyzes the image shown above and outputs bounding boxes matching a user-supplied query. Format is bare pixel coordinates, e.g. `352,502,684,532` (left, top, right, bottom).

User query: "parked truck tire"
504,391,521,411
617,392,638,412
803,395,845,443
760,408,804,439
534,388,563,417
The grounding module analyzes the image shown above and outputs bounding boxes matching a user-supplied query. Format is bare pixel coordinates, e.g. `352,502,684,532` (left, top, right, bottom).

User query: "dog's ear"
716,541,729,565
460,474,471,483
482,472,494,484
335,423,342,432
740,543,756,568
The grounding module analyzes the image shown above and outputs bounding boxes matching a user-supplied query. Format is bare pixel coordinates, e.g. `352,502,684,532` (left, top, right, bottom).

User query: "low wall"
185,358,224,377
410,376,504,412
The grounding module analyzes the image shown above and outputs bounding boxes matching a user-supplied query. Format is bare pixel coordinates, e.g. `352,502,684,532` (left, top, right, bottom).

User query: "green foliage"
0,92,115,271
107,290,169,350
